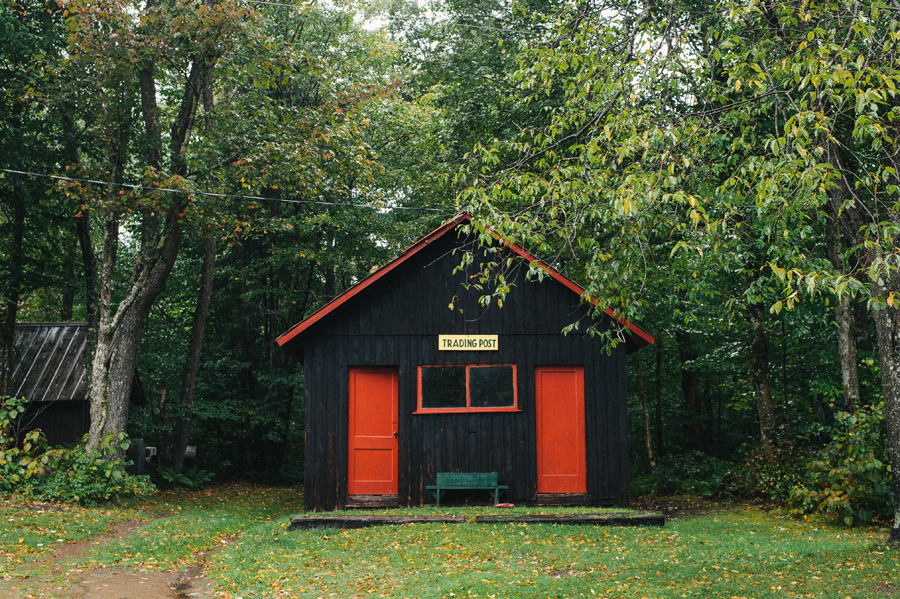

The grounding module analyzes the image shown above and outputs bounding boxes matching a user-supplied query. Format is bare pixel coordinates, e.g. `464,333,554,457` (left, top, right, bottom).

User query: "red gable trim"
500,239,656,346
275,212,654,349
276,212,470,349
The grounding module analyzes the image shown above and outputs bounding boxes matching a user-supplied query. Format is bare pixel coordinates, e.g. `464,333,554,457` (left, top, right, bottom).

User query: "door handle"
393,431,398,438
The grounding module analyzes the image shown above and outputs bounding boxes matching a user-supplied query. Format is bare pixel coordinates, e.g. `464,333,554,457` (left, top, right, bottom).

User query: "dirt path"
0,520,217,599
66,566,216,599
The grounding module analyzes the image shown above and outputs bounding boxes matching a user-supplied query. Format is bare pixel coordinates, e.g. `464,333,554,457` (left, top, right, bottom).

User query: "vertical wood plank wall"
301,235,630,511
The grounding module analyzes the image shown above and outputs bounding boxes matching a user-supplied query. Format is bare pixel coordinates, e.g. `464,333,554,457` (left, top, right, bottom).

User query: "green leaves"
458,0,900,343
787,402,893,525
1,397,154,505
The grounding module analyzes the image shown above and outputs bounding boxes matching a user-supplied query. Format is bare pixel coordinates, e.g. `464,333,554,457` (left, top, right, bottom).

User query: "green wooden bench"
426,472,508,506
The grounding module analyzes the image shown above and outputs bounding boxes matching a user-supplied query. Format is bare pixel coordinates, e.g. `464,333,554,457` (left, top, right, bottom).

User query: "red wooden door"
535,366,586,494
348,367,399,495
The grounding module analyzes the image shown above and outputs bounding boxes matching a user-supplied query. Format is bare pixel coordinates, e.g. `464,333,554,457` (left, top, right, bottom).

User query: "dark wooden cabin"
3,322,145,445
277,213,653,511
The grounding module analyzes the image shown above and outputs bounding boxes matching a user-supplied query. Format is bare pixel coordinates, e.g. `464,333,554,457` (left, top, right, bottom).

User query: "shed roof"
6,322,89,402
276,212,654,357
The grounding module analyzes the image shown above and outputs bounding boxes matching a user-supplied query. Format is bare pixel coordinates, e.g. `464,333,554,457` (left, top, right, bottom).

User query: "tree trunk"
86,218,183,452
76,207,98,390
0,187,25,397
748,304,777,453
60,257,76,321
854,296,871,353
85,0,216,452
821,121,898,541
632,352,655,468
238,244,260,405
871,274,900,542
825,211,860,413
675,331,703,451
324,263,337,301
171,42,218,472
156,381,171,465
173,236,216,472
655,345,663,457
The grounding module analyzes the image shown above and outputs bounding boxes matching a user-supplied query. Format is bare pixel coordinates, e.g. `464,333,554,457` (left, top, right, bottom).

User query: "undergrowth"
0,396,156,505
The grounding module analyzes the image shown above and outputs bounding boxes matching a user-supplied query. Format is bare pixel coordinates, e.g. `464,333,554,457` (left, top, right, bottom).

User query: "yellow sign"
438,335,499,351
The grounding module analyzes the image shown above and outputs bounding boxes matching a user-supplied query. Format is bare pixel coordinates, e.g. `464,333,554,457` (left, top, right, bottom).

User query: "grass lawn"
1,485,897,598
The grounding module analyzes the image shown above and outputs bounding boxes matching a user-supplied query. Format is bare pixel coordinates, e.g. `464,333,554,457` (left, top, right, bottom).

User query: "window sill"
413,407,522,415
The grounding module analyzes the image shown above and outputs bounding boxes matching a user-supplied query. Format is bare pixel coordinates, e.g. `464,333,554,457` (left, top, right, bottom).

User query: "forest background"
0,0,897,538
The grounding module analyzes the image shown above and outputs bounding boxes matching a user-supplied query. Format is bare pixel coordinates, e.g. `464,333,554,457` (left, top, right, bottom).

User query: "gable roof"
6,322,89,402
276,212,654,356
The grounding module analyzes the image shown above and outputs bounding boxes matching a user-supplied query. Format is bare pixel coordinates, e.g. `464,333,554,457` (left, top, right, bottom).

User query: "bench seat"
426,472,508,506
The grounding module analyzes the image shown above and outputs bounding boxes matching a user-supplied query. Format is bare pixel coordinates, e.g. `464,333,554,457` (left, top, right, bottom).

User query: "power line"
248,0,306,7
0,168,451,213
245,0,548,36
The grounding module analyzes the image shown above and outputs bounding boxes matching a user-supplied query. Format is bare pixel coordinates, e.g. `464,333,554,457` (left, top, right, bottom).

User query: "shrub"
631,451,733,497
787,403,893,525
0,397,52,493
23,433,156,505
729,441,814,502
1,396,156,505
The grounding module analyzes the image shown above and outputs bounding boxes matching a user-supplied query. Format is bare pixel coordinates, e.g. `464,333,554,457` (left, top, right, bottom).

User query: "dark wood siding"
20,400,90,446
300,234,630,511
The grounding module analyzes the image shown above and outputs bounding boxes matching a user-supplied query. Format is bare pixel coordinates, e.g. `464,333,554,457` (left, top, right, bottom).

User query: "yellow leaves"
769,263,787,280
689,209,702,224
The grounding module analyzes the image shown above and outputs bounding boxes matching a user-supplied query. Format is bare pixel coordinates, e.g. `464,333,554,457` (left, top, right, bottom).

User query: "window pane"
469,366,515,408
421,366,466,408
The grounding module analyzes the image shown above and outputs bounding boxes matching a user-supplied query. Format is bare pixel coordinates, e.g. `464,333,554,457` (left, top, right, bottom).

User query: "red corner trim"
276,212,655,348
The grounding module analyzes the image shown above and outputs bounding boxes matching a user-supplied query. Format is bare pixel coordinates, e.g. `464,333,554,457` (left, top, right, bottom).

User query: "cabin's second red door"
348,367,399,495
535,366,586,494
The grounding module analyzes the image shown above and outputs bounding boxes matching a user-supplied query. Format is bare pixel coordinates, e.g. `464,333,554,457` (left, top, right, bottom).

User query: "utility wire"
246,0,549,35
0,168,452,213
249,0,308,7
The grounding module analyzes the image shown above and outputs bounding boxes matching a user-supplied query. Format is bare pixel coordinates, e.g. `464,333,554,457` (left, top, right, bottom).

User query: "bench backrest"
435,472,498,487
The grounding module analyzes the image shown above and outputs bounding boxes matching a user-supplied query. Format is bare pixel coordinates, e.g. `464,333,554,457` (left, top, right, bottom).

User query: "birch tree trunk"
86,216,183,451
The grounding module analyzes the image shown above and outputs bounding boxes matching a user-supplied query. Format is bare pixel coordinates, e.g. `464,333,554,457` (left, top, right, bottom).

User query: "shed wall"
303,333,627,510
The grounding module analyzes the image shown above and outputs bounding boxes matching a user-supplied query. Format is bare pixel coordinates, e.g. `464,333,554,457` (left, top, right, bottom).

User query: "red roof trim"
276,212,655,349
276,212,471,348
500,239,656,346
